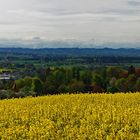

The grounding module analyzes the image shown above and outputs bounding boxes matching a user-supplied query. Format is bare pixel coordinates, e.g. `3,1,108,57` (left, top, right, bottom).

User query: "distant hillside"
0,47,140,57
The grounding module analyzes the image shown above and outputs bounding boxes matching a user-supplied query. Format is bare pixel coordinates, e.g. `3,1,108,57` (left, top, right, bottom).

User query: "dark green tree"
81,71,92,85
72,67,80,80
116,78,127,92
31,77,43,96
128,65,135,75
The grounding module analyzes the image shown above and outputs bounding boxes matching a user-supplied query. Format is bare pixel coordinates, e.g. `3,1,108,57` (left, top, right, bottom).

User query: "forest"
0,48,140,99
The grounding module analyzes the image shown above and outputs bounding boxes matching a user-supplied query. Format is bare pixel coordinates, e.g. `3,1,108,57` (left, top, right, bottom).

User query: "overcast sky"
0,0,140,43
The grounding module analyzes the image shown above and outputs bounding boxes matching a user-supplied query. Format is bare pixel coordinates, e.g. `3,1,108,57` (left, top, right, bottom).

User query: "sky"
0,0,140,43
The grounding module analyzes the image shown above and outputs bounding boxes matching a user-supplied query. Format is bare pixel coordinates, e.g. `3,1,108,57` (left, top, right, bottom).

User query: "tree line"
0,65,140,99
0,66,140,98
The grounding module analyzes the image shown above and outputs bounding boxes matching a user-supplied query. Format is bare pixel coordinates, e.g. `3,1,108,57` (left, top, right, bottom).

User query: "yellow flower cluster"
0,93,140,139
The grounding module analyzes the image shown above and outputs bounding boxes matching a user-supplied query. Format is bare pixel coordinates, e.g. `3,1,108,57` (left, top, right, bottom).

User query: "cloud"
127,0,140,6
0,0,139,43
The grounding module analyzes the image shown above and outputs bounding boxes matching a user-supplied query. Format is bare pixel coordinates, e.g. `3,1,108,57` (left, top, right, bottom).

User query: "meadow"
0,93,140,139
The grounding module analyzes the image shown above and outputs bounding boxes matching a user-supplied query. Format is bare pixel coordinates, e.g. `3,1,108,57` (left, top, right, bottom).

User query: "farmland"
0,93,140,139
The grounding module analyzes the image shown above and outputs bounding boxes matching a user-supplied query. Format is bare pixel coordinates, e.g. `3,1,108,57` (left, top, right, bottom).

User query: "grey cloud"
97,8,140,15
127,0,140,6
0,0,139,42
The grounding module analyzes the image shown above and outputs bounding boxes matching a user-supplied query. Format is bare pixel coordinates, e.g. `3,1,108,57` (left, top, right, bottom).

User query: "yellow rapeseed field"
0,93,140,139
